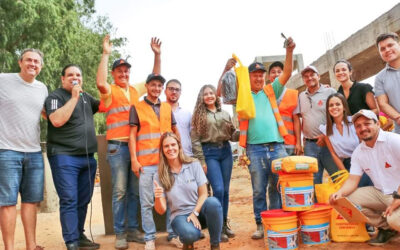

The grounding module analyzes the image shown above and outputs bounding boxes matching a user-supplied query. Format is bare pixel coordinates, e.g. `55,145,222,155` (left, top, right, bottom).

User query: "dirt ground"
2,164,400,250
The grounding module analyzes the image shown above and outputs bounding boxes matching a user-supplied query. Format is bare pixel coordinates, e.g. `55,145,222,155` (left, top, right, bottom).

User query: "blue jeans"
304,141,338,184
107,143,140,234
202,142,232,220
246,143,287,224
342,158,373,187
139,166,175,241
171,197,222,245
49,154,97,244
0,150,44,206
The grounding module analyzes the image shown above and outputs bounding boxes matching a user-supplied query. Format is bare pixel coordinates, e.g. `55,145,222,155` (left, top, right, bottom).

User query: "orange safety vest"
279,88,298,146
101,84,139,140
135,101,172,166
239,84,288,148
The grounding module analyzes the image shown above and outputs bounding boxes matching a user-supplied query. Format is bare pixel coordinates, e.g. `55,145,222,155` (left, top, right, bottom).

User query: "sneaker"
66,242,79,250
223,219,235,238
169,236,183,248
79,233,100,249
145,240,156,250
127,229,145,243
220,232,229,242
368,228,397,246
210,243,220,250
251,224,264,240
183,243,194,250
114,233,128,250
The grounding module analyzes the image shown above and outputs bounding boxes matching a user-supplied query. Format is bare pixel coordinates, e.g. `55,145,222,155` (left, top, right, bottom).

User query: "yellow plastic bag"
331,209,370,242
315,170,348,204
233,54,255,120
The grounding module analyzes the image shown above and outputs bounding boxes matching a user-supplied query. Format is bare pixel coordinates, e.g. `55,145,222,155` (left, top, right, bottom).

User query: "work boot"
251,223,264,239
183,243,194,249
210,243,220,250
66,242,79,250
223,218,235,238
114,233,128,250
79,233,100,249
127,229,145,243
368,228,397,246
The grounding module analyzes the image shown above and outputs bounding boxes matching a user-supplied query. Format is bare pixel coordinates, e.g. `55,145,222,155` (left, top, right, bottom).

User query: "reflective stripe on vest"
107,121,129,130
106,105,130,116
137,148,159,156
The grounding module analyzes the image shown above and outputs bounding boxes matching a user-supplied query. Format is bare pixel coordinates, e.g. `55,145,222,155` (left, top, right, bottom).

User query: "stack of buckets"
260,156,332,250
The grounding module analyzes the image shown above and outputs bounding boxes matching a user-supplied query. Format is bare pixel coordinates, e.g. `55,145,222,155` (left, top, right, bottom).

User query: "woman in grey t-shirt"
154,132,223,250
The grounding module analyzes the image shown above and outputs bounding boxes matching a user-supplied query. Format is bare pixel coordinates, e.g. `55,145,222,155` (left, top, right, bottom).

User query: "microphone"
72,80,83,97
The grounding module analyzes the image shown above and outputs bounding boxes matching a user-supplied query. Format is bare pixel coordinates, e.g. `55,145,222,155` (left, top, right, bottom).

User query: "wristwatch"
392,191,400,199
193,211,199,217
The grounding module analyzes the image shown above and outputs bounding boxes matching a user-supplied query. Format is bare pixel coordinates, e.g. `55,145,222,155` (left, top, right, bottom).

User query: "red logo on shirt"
318,100,323,106
385,162,392,168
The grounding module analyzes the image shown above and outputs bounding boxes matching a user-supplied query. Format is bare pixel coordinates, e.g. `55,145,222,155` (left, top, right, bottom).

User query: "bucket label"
284,186,314,207
295,163,310,170
301,222,330,245
266,228,298,250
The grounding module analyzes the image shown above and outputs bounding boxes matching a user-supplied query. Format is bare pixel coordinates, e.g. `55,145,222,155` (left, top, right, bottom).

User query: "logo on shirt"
385,162,392,168
51,99,58,110
318,100,323,106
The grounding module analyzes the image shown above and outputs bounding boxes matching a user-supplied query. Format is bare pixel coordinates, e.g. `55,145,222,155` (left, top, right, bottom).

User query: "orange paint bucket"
279,173,314,211
261,209,299,250
298,203,332,245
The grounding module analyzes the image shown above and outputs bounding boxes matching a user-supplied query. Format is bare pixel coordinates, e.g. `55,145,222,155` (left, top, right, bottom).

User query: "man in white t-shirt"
330,109,400,246
0,49,48,250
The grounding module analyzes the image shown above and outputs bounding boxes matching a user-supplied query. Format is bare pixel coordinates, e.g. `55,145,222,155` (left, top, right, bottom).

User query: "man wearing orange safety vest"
267,61,302,156
128,73,180,250
96,34,161,249
223,38,296,240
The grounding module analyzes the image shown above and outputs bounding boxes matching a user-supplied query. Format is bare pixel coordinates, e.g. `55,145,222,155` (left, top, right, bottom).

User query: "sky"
94,0,399,112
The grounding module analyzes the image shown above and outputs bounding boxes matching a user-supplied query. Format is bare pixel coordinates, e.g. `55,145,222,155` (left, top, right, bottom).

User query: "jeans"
202,142,232,220
107,143,140,234
171,197,222,245
49,154,97,244
246,143,287,224
342,158,373,187
304,141,338,184
0,150,44,206
139,166,175,241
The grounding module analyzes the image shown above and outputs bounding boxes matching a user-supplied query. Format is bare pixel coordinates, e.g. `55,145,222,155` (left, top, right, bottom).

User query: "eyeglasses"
166,87,181,93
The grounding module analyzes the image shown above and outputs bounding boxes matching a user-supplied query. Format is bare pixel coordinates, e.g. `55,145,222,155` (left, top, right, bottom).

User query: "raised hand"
286,37,296,52
150,37,162,55
103,34,112,55
154,180,164,198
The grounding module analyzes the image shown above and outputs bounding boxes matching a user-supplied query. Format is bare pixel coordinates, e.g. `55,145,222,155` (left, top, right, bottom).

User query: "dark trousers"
49,154,97,244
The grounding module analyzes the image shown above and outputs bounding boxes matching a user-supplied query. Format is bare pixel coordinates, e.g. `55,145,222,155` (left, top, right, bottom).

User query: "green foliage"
0,0,127,140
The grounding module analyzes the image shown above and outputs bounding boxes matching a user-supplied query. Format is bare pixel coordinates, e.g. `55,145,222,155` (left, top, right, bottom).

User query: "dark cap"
146,73,166,84
248,62,267,73
112,58,131,71
301,65,319,76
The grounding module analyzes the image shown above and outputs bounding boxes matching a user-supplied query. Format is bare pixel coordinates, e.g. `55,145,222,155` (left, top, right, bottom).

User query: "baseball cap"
248,62,266,73
112,58,131,71
301,65,319,76
351,109,378,123
146,73,166,84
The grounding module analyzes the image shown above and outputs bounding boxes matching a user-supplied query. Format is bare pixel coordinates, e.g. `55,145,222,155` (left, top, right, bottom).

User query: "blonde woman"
154,132,222,250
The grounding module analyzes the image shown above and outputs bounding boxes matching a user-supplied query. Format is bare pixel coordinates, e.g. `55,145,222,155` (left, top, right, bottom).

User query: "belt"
202,141,227,147
256,141,278,147
108,140,128,146
305,138,318,142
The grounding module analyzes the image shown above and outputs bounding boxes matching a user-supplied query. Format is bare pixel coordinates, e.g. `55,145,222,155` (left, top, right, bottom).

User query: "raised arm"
216,58,236,97
96,34,112,94
278,37,296,86
151,37,162,75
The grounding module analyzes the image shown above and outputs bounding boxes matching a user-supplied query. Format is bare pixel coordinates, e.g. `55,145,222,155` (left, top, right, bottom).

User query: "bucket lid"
299,203,332,215
261,209,297,218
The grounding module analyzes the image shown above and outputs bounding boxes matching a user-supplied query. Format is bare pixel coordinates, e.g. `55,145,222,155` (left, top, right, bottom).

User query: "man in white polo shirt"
330,109,400,246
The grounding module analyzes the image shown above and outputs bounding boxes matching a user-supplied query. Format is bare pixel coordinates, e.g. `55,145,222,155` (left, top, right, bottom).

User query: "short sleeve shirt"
173,107,193,156
247,78,285,144
154,161,208,222
350,130,400,194
374,65,400,133
338,82,374,115
294,85,336,139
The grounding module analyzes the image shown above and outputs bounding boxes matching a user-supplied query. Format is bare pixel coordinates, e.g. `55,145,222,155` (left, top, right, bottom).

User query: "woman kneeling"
154,132,223,249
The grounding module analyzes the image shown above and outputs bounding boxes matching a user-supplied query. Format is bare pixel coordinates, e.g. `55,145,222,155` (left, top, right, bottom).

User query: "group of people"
0,31,400,250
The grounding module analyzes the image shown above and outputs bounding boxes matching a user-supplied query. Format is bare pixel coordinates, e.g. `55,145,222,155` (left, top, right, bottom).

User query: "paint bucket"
279,173,314,211
298,203,332,245
261,209,299,250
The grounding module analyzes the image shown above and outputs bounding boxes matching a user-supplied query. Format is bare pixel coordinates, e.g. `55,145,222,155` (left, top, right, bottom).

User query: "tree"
0,0,126,140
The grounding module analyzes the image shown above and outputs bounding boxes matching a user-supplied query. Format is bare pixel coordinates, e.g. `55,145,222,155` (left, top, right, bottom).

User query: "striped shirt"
0,73,48,152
